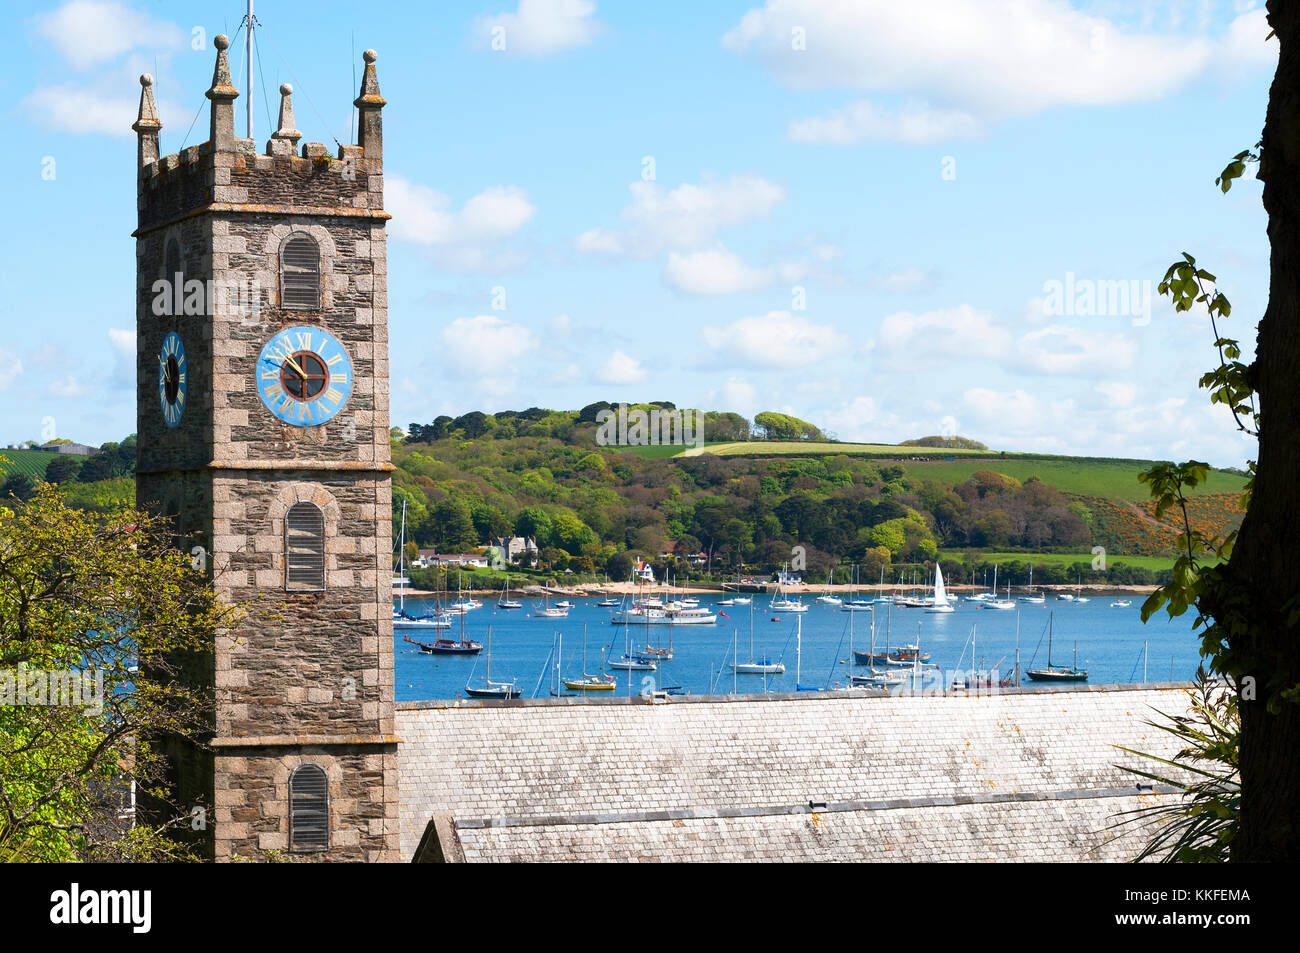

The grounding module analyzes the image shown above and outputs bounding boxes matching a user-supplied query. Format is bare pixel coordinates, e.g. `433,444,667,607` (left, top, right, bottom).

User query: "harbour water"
394,592,1205,702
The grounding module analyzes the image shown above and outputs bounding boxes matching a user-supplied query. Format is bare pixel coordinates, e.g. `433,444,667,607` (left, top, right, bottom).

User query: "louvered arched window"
165,238,181,283
288,764,329,852
285,502,326,591
280,233,321,309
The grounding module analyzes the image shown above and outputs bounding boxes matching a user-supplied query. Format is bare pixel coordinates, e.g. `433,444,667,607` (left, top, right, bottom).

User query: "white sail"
933,562,950,607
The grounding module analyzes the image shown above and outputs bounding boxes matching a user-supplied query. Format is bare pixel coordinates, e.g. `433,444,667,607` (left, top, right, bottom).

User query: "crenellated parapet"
134,35,386,237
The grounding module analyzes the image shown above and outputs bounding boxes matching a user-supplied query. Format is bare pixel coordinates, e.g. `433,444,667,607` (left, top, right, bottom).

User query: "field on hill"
682,441,989,459
943,551,1206,572
0,449,56,480
680,442,1247,501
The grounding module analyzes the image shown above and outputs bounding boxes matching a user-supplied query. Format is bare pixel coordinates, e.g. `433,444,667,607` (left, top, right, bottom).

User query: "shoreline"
394,581,1159,598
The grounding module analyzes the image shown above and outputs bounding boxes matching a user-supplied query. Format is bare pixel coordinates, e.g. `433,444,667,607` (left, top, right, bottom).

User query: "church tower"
133,35,397,861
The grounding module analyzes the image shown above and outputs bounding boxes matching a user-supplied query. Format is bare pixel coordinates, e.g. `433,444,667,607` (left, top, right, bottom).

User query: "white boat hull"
733,662,785,675
610,610,716,625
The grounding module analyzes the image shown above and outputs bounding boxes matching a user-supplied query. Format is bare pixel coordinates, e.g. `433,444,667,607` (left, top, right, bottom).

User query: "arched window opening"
280,233,321,309
285,501,326,591
288,764,329,852
165,238,181,283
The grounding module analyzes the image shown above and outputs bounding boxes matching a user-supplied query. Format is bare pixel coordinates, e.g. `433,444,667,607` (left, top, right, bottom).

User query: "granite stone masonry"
134,37,396,861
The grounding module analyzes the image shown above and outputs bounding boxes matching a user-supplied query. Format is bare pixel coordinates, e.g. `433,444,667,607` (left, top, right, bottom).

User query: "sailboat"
770,567,807,613
497,573,522,610
534,590,569,618
563,624,615,691
1074,572,1091,603
393,501,461,633
1025,613,1088,682
842,564,876,611
406,575,484,653
732,602,785,674
794,615,820,691
608,618,658,671
1019,564,1045,604
463,626,521,698
925,562,955,613
967,563,996,602
816,570,842,606
984,570,1017,611
446,572,482,613
850,605,904,688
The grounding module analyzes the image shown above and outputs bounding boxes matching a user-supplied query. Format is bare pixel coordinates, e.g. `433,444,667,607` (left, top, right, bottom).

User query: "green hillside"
2,410,1246,589
678,441,1246,501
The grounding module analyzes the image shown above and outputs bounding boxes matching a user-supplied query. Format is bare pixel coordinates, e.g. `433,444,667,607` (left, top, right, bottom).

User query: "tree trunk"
1229,1,1300,862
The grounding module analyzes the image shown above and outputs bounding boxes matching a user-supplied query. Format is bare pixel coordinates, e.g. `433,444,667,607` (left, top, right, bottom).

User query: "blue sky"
0,0,1276,467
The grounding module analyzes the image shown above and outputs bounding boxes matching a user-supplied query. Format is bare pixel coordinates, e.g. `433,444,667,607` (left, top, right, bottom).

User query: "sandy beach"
395,580,1159,598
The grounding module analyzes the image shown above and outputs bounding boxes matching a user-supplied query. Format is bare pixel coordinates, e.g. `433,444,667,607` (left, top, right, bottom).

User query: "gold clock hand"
282,354,308,378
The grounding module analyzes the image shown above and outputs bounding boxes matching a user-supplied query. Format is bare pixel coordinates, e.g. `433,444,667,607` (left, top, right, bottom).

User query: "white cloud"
878,305,1011,361
664,247,772,295
108,328,134,388
549,313,571,336
963,387,1040,424
577,175,786,257
726,1,1274,142
1095,380,1139,407
34,1,184,70
387,177,536,271
47,375,93,399
0,350,24,391
701,310,847,368
577,175,812,294
820,396,880,441
789,99,980,145
1023,295,1052,325
1014,323,1136,376
874,267,934,293
474,0,603,56
595,350,647,385
878,304,1135,377
23,86,139,137
574,227,625,255
388,178,536,245
718,375,759,416
1222,9,1277,76
439,315,538,379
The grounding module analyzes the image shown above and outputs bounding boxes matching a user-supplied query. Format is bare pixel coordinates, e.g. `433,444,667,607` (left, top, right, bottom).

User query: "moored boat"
1025,613,1088,682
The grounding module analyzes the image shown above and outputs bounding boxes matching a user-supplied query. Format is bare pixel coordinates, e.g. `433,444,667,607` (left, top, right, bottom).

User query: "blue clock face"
158,331,187,428
256,325,353,427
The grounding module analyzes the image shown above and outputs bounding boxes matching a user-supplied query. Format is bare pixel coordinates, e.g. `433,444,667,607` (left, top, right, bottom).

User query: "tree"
752,411,824,441
1,474,36,502
43,456,83,484
0,484,240,861
471,504,512,543
1136,8,1290,861
900,435,988,450
550,511,595,555
431,499,476,552
606,551,633,582
515,507,553,547
1223,7,1300,861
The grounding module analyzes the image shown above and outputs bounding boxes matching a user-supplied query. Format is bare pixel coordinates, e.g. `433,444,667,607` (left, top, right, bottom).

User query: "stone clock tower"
133,36,397,861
